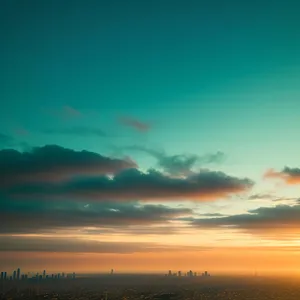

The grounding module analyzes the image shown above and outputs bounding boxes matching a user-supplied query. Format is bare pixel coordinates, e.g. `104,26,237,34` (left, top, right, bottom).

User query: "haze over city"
1,0,300,281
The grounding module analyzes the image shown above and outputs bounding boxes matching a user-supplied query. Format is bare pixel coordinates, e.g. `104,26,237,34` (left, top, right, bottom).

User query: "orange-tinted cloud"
264,167,300,184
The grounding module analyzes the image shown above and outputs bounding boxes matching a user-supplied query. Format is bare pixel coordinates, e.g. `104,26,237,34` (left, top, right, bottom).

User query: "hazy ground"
1,274,300,299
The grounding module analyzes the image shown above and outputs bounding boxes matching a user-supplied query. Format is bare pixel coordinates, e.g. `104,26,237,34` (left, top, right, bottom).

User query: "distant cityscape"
0,268,211,281
166,270,211,277
0,268,76,281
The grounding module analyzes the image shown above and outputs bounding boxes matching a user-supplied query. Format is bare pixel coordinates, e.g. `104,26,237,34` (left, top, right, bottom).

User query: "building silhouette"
202,271,211,277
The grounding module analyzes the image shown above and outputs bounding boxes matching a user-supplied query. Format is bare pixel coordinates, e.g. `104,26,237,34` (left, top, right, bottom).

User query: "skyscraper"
0,272,3,280
17,268,20,280
13,270,16,280
43,270,46,279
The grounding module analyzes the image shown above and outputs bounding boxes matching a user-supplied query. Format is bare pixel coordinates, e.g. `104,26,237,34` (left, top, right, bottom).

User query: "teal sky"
2,0,300,175
1,0,300,273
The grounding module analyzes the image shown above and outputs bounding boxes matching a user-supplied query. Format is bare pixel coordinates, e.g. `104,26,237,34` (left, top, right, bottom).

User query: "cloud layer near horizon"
6,168,253,202
0,199,192,234
188,204,300,238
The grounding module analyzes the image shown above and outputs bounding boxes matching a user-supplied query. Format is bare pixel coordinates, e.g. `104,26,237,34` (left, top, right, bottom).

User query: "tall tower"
17,268,20,280
13,270,16,280
43,270,46,279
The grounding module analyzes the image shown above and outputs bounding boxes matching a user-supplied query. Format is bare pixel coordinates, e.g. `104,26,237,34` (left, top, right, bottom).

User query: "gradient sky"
1,0,300,275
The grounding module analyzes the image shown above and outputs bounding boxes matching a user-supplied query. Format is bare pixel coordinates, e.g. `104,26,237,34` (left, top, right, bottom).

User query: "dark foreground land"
1,274,300,299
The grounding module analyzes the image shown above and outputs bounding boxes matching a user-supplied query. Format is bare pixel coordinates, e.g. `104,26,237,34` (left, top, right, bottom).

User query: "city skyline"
1,0,300,274
0,268,76,281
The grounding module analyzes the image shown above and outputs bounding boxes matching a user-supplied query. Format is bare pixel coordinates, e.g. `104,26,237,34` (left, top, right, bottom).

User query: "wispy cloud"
0,133,14,146
120,145,225,176
249,193,299,203
42,126,107,137
46,105,82,120
118,116,151,132
13,128,29,136
0,133,29,150
113,145,225,176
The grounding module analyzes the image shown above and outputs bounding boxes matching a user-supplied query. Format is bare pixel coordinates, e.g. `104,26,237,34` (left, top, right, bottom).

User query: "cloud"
81,226,177,236
264,167,300,184
14,128,29,136
43,127,107,137
0,145,137,186
0,236,197,253
189,204,300,237
197,213,226,217
118,116,151,132
46,105,81,120
62,105,81,117
0,133,30,150
115,145,225,176
0,236,213,253
8,168,253,202
0,199,192,234
0,133,14,146
248,194,273,200
248,193,299,203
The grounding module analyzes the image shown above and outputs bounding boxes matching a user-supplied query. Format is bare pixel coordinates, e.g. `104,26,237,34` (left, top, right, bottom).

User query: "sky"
1,0,300,275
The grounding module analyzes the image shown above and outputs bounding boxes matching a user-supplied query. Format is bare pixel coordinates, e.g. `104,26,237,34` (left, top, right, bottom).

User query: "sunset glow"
1,0,300,277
